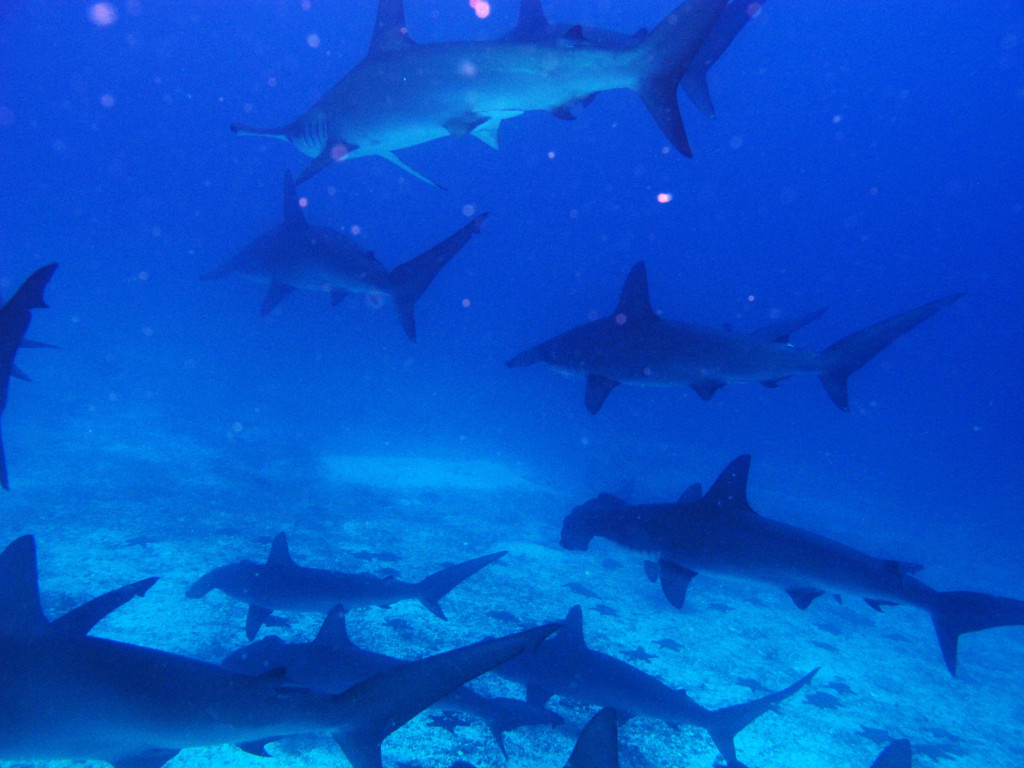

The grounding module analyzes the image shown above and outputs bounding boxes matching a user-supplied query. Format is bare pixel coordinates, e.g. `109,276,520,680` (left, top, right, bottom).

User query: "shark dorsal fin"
266,533,297,570
567,707,618,768
512,0,550,40
677,482,702,505
0,535,49,635
313,605,356,650
702,455,755,514
281,170,307,229
556,605,587,652
613,262,658,324
369,0,416,54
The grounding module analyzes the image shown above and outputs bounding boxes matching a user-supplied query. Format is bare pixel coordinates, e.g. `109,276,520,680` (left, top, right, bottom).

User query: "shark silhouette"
507,261,962,414
232,0,735,184
0,263,57,490
561,455,1024,676
187,532,505,639
223,605,562,755
201,171,486,340
497,605,817,768
0,534,557,768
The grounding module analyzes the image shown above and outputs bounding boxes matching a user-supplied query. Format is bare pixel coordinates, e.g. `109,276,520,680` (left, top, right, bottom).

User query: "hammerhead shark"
561,455,1024,676
0,535,556,768
187,532,505,639
507,261,962,414
0,263,57,490
231,0,736,184
201,171,486,340
497,605,817,768
223,605,562,755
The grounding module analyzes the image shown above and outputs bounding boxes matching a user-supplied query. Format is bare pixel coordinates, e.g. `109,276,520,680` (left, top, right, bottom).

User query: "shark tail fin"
818,293,963,411
388,213,488,341
331,623,558,768
416,550,506,620
632,0,728,156
704,668,818,767
930,591,1024,676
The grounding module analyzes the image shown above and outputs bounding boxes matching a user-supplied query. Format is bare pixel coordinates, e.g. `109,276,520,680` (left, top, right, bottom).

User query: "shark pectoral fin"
760,378,785,388
444,112,488,138
472,119,502,150
677,482,702,506
643,559,660,583
637,77,692,156
785,587,825,610
10,365,30,382
237,739,275,757
551,104,576,120
691,378,725,401
332,732,383,768
295,148,342,185
864,598,899,613
378,151,445,190
113,749,181,768
525,684,554,708
52,577,159,636
245,604,273,641
658,559,698,609
871,739,913,768
585,375,620,414
281,170,308,228
330,289,349,306
261,282,296,316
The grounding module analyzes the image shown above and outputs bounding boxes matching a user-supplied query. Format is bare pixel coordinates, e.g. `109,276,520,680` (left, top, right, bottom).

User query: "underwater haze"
1,1,1023,768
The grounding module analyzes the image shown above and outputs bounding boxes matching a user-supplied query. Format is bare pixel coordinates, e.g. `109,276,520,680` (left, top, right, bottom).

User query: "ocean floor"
3,424,1023,768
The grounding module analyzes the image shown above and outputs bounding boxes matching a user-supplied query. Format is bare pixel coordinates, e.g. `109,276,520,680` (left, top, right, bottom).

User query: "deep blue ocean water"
0,1,1023,766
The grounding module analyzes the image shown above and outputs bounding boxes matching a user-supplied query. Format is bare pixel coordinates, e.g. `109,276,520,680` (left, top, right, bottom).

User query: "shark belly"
314,42,635,155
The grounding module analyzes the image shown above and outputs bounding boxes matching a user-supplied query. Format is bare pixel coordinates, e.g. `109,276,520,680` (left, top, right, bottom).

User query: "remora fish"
201,171,486,340
223,605,562,755
497,604,817,768
507,261,962,414
0,263,57,490
0,535,557,768
561,455,1024,676
187,531,506,639
231,0,732,184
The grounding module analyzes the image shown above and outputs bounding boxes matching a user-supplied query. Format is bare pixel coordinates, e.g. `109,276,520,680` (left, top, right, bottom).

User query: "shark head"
560,493,629,550
185,560,261,599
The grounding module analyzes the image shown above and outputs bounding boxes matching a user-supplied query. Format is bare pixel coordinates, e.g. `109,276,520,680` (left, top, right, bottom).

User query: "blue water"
1,0,1022,766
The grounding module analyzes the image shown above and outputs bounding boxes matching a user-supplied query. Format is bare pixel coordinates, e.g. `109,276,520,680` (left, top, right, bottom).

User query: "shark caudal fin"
704,668,818,768
680,0,767,118
389,213,487,341
632,0,727,156
818,293,963,411
416,550,506,619
332,623,559,768
930,591,1024,676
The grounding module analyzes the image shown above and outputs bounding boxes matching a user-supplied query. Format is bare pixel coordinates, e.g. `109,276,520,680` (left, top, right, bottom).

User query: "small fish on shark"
0,263,57,490
232,0,750,184
0,535,558,768
507,261,963,414
186,531,505,639
201,171,486,340
561,455,1024,676
222,605,563,757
